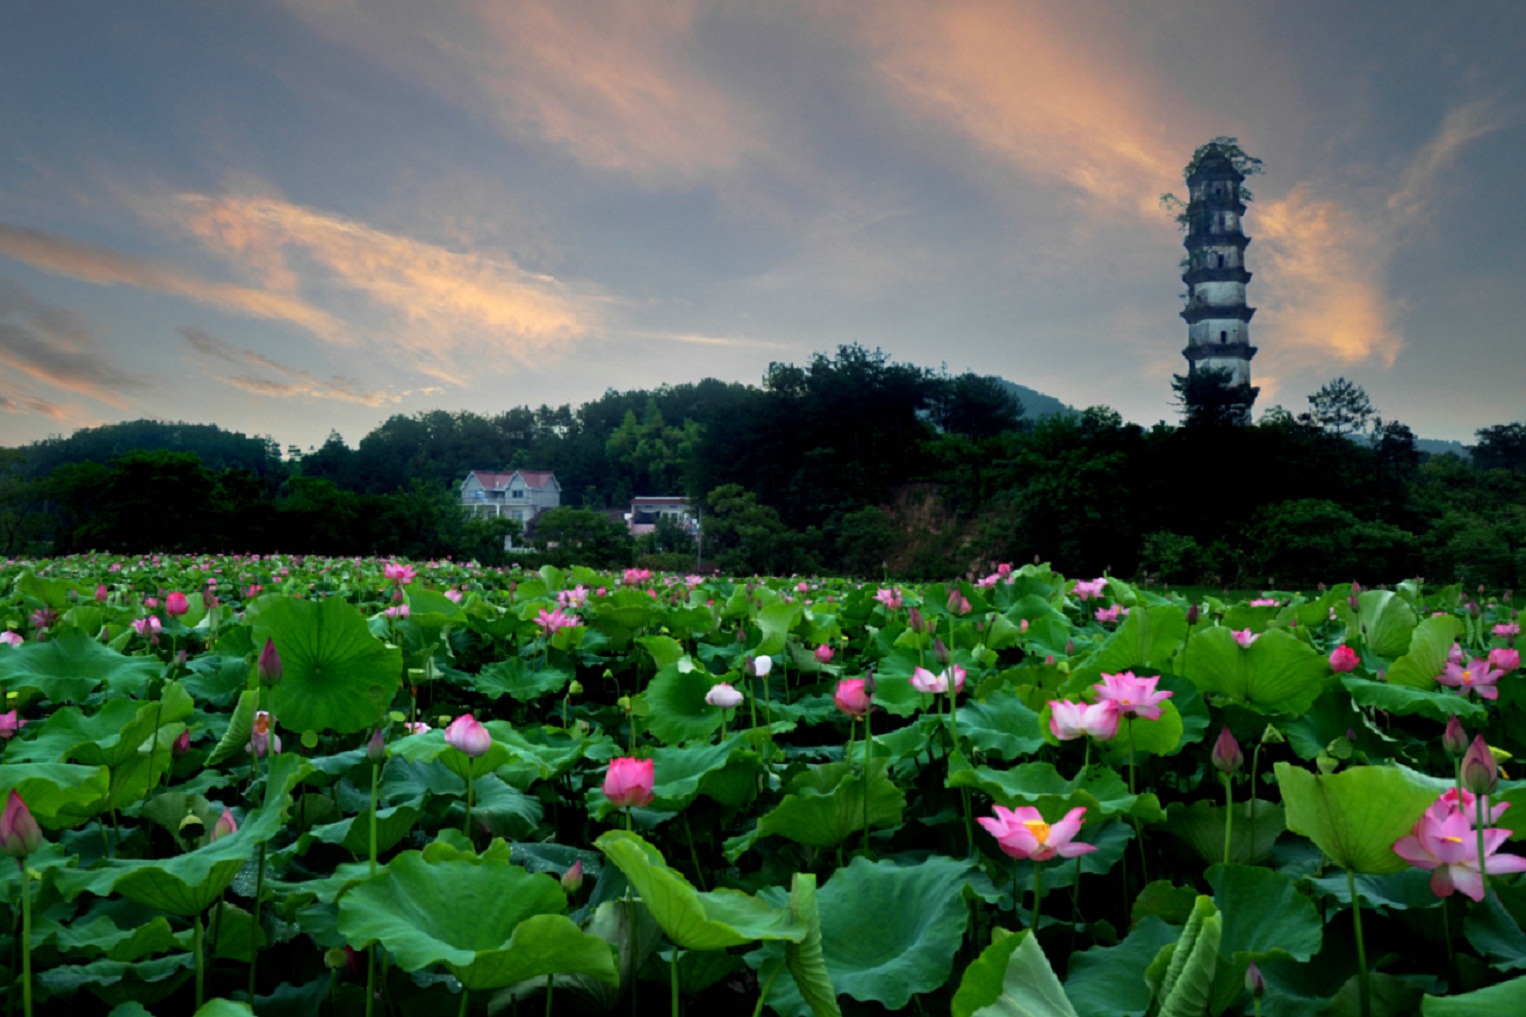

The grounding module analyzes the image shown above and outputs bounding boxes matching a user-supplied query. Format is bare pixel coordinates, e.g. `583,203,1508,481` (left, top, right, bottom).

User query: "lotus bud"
95,584,108,603
751,655,773,678
1186,603,1199,626
863,670,876,695
258,638,282,685
173,729,191,756
1245,962,1265,998
1065,639,1075,656
1442,716,1468,757
1211,726,1243,775
366,727,387,764
0,791,42,858
815,644,834,664
1462,735,1499,796
933,638,950,665
210,808,238,843
166,592,188,617
561,859,584,893
324,947,348,970
444,714,491,758
568,680,584,696
1259,724,1285,746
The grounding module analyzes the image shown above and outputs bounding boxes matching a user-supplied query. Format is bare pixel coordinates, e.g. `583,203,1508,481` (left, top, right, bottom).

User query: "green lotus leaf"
1386,614,1465,690
1275,762,1440,873
1341,676,1483,722
957,691,1046,761
953,929,1079,1017
1163,799,1285,866
38,953,193,1007
1421,975,1526,1015
1464,891,1526,973
595,830,804,951
746,759,904,851
1100,703,1186,761
643,663,724,744
755,601,804,657
0,628,158,704
0,762,111,828
254,594,402,735
638,634,687,670
193,999,255,1016
473,658,572,702
303,804,422,856
1092,604,1188,676
950,760,1164,824
205,689,258,767
785,873,841,1017
1356,589,1417,658
1205,863,1322,1012
649,737,745,808
1183,626,1330,714
337,851,615,991
1064,917,1177,1017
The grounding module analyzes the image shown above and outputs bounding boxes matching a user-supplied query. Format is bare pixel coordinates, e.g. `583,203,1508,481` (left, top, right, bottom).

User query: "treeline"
3,345,1523,588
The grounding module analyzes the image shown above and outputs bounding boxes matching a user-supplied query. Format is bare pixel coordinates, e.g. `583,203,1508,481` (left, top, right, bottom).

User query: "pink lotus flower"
383,605,410,619
834,678,872,718
132,616,162,638
1048,699,1120,741
910,665,966,696
1231,629,1259,648
1072,578,1107,601
95,584,108,603
1092,671,1173,720
246,710,281,757
1490,647,1520,672
534,607,579,635
0,631,21,647
1437,657,1505,700
444,589,464,603
1492,622,1520,641
705,683,744,709
172,729,190,755
603,757,655,809
1329,645,1361,673
979,805,1096,861
1249,597,1280,607
403,721,432,735
0,710,27,739
210,808,238,843
383,562,416,585
947,589,971,615
1394,792,1526,901
0,790,42,858
444,714,492,757
814,644,834,664
165,592,188,617
1094,605,1123,624
557,585,589,609
1448,643,1466,666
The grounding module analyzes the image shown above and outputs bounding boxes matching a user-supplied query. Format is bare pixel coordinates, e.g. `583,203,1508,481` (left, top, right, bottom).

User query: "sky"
1,1,1522,452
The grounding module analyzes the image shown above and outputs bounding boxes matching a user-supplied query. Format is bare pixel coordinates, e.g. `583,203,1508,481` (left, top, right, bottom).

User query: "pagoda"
1179,147,1259,423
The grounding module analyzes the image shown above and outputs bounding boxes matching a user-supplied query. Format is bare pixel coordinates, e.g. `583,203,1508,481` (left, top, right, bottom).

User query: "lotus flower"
1329,645,1360,673
979,805,1096,861
383,562,416,585
1232,629,1259,648
246,710,281,757
132,616,162,638
1490,647,1520,673
1048,699,1120,741
1092,671,1173,720
210,808,238,843
1094,605,1123,624
534,607,579,634
1394,793,1526,901
751,656,773,678
1072,578,1106,601
1462,735,1499,795
165,592,188,617
0,631,20,647
0,710,25,739
814,644,834,664
602,757,655,809
874,588,903,610
705,683,743,710
0,790,42,858
1437,657,1505,700
444,714,491,757
910,665,966,696
834,678,872,718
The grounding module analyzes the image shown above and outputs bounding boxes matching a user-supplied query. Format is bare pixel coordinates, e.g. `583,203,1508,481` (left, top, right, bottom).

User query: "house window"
1216,254,1225,269
1220,331,1228,342
513,489,524,499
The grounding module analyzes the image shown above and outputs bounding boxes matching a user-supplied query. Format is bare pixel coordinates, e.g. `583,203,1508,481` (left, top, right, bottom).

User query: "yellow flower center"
1442,835,1464,844
1023,819,1051,844
1120,698,1133,706
1462,670,1473,684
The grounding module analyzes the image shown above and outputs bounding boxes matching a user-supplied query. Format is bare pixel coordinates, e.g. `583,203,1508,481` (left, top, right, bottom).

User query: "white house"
460,470,561,526
625,496,697,537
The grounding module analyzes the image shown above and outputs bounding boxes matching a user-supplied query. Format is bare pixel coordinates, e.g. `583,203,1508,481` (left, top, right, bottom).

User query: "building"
1179,146,1259,423
625,496,697,537
460,469,561,526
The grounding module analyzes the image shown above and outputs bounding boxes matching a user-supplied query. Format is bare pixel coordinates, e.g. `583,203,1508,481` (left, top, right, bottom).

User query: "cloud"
180,326,416,407
1387,99,1510,226
172,194,600,384
281,0,751,182
0,223,345,340
859,1,1189,217
633,330,791,350
0,277,145,409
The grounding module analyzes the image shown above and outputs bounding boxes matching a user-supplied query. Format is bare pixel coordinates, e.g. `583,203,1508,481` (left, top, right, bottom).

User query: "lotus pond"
1,555,1524,1017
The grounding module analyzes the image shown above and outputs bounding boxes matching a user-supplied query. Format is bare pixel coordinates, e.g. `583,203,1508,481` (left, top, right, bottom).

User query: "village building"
459,469,561,526
625,496,697,537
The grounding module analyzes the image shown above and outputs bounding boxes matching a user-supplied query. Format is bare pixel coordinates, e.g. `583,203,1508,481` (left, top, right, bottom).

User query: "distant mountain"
991,378,1078,421
1416,437,1470,459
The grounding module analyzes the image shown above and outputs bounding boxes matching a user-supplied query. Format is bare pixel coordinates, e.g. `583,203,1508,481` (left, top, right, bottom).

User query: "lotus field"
4,556,1526,1017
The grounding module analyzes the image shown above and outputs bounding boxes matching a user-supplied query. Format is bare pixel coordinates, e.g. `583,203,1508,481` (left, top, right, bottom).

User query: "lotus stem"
546,972,554,1017
862,715,872,855
1031,859,1044,933
751,960,784,1017
670,946,680,1017
248,841,266,1007
458,986,469,1017
18,859,32,1017
194,914,205,1009
463,769,475,838
1126,717,1150,885
370,760,381,876
1476,792,1489,888
1346,867,1370,1017
681,811,706,891
1224,773,1234,867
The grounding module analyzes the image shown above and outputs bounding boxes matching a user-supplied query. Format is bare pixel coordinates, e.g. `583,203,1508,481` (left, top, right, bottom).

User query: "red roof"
466,469,557,491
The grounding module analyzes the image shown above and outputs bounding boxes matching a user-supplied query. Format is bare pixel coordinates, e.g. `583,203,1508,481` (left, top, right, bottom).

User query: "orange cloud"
180,326,402,407
859,1,1188,217
174,194,599,383
1255,184,1400,369
282,0,750,182
0,223,344,341
1388,99,1510,226
0,277,144,409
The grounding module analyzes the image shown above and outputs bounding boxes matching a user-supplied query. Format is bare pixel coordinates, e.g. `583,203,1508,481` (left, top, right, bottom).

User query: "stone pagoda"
1179,147,1259,422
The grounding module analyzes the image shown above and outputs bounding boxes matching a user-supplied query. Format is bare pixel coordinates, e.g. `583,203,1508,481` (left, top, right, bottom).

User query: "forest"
2,343,1522,589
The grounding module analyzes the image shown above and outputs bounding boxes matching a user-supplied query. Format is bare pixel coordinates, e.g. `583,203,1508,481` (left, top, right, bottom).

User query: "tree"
531,507,631,568
1172,368,1256,428
1160,137,1265,227
1474,423,1526,475
1305,377,1375,437
928,373,1026,440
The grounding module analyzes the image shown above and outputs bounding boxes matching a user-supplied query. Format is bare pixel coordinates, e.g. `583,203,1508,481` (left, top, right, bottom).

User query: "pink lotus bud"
1211,726,1243,775
834,678,872,718
1245,962,1265,998
750,656,773,678
1462,735,1499,796
258,638,282,685
561,859,584,893
814,644,834,664
908,608,927,634
0,790,42,858
705,683,743,709
1328,645,1360,673
366,728,388,764
602,757,655,809
95,584,108,603
1442,716,1468,757
1490,647,1520,672
1186,603,1199,626
145,597,159,610
165,592,188,617
933,638,950,665
210,808,238,843
172,729,191,756
444,714,491,758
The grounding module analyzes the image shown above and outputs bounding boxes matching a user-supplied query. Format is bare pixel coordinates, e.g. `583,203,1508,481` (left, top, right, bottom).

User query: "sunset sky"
2,1,1522,451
